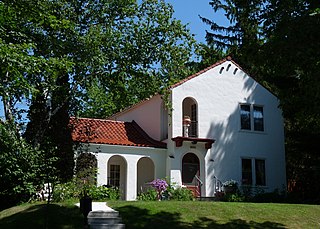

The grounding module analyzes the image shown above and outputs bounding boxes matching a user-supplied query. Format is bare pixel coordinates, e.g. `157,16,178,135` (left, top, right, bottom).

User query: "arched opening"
137,157,155,194
182,153,200,197
107,155,127,200
182,97,198,137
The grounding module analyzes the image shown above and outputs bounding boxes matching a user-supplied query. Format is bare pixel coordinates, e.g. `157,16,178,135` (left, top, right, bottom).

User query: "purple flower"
150,179,168,193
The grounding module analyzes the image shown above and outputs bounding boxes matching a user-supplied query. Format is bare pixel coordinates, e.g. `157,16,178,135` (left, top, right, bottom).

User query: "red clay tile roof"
70,117,166,148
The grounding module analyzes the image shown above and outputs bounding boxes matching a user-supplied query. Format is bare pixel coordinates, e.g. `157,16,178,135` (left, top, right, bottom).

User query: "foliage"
223,193,245,202
75,153,97,180
137,188,158,201
0,121,49,209
138,182,194,201
1,0,197,187
203,0,320,203
223,180,238,187
53,181,120,202
168,187,194,201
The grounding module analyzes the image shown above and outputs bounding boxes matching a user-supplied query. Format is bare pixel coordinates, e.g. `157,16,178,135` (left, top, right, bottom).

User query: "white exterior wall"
170,60,286,195
112,95,163,141
80,143,167,201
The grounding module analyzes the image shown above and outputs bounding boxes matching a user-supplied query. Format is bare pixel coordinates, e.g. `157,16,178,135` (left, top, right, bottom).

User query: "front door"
182,153,200,197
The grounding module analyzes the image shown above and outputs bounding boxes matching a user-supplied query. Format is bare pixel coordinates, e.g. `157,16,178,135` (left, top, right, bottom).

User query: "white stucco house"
70,57,286,200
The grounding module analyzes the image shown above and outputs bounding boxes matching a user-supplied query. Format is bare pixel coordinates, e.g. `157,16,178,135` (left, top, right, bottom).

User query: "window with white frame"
109,164,120,188
241,158,266,186
240,104,264,131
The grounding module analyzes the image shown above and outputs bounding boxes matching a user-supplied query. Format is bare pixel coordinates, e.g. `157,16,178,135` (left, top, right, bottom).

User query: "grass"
0,201,84,229
108,201,320,229
1,201,319,228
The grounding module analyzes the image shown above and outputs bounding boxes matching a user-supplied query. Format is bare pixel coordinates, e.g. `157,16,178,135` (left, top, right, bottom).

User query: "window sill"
239,130,267,135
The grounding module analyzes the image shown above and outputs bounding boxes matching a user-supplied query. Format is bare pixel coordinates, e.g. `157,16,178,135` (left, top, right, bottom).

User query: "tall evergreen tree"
202,0,320,202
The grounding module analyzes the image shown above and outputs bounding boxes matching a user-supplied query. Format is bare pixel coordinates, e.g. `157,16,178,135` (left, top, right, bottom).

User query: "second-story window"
240,104,264,132
182,97,198,137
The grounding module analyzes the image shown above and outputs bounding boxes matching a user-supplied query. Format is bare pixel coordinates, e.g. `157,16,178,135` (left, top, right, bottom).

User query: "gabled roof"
170,56,241,88
70,117,166,148
109,57,242,118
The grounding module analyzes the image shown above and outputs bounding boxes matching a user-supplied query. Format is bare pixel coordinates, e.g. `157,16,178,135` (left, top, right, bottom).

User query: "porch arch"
107,155,127,200
137,157,155,194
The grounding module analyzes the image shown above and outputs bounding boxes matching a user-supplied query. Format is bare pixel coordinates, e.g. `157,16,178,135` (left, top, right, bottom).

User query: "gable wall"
170,60,286,194
112,94,163,141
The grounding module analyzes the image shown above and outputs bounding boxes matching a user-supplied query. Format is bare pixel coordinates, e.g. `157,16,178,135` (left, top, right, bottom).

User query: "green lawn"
1,201,319,228
0,202,84,229
108,201,320,229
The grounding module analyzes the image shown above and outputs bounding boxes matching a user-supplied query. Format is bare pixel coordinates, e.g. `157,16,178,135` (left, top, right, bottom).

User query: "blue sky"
165,0,228,43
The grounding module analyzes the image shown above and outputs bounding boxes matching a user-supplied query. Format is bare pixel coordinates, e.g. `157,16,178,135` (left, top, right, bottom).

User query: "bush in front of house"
137,188,158,201
53,181,120,202
169,187,194,201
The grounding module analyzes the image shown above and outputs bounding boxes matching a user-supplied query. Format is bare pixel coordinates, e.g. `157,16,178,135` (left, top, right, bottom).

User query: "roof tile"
70,117,166,148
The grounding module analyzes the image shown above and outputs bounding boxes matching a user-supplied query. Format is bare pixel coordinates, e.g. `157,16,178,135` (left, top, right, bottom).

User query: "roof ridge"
70,116,125,124
107,94,159,120
169,57,231,89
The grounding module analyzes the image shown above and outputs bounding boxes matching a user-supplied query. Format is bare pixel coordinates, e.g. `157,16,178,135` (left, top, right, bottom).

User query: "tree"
202,0,320,202
0,121,46,209
259,0,320,201
200,0,264,71
72,0,197,118
1,0,197,184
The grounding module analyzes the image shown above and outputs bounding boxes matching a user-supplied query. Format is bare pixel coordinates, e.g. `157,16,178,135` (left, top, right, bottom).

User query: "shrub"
137,188,158,201
53,181,120,201
53,182,80,202
88,186,109,200
107,187,121,201
169,187,194,201
223,193,245,202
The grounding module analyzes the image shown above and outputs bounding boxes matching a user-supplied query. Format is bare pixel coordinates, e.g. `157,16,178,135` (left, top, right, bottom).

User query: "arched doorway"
107,155,127,200
182,97,198,137
137,157,155,194
182,153,200,197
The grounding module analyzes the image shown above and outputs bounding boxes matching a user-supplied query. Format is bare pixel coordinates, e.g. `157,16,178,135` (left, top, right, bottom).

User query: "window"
241,158,266,186
255,159,266,186
182,97,198,137
190,104,198,137
241,159,252,185
240,105,251,130
240,104,264,131
253,106,264,131
109,164,120,188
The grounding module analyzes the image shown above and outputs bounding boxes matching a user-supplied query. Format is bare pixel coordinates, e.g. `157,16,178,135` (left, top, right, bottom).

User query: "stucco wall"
170,60,286,195
77,143,167,200
112,94,164,141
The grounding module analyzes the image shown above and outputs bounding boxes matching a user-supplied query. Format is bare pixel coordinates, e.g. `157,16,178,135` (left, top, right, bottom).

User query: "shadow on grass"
0,203,84,229
115,205,286,229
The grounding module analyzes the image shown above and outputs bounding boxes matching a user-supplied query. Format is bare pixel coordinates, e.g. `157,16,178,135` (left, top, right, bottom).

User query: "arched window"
182,97,198,137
